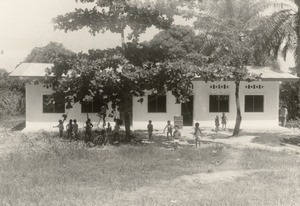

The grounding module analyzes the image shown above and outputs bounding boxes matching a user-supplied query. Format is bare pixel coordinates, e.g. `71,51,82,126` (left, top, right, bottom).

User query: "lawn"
1,116,300,205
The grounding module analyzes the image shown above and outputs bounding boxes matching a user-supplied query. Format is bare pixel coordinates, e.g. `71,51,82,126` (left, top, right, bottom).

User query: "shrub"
0,89,25,116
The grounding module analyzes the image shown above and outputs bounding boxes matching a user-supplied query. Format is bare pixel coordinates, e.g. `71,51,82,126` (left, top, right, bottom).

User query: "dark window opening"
148,95,166,113
245,95,264,112
43,95,65,113
81,96,104,113
209,95,229,113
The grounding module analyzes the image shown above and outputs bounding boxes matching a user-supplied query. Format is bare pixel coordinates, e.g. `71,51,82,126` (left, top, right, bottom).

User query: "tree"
252,0,298,73
24,42,75,63
193,0,266,136
280,81,300,120
51,0,194,139
0,69,25,115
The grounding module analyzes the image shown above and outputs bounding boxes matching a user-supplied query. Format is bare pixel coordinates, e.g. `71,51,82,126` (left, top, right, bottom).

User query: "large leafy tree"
24,42,75,63
193,0,267,136
253,0,300,121
50,0,195,139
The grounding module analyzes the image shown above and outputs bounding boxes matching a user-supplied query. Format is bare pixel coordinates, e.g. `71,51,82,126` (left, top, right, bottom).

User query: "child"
85,119,93,143
221,112,228,130
106,122,112,132
215,115,220,133
147,120,153,140
53,120,64,138
173,125,181,150
194,122,202,148
73,119,79,140
66,119,73,139
97,105,107,128
163,120,173,139
94,129,107,146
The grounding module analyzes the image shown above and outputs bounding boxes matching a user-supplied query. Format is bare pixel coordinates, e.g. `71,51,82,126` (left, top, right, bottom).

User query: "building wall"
193,81,279,128
25,81,280,131
25,83,116,131
132,81,280,129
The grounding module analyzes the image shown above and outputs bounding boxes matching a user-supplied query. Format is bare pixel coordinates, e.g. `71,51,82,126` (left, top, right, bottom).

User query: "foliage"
52,0,183,41
50,0,200,138
193,0,264,135
280,80,300,120
24,42,75,63
253,0,298,70
0,69,25,116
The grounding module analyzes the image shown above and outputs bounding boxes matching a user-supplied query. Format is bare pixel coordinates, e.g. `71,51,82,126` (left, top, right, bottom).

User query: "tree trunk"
121,29,125,51
296,7,300,76
121,96,132,141
233,81,242,136
124,111,131,140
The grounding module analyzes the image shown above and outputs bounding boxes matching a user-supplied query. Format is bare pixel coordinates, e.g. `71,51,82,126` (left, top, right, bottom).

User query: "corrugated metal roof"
9,63,298,81
9,63,53,77
246,66,298,80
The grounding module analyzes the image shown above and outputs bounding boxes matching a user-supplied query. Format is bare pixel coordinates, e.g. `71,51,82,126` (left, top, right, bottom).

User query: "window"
148,95,166,113
81,97,103,113
43,95,65,113
209,95,229,112
245,95,264,112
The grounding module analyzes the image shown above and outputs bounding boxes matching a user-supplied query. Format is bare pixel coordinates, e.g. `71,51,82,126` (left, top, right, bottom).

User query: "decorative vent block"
245,85,264,89
210,84,229,89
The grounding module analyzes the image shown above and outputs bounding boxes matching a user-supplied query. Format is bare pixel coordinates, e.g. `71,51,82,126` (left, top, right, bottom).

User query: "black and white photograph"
1,0,300,205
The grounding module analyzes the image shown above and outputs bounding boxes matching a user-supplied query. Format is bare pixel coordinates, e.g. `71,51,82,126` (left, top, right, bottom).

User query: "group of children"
215,112,228,133
147,120,202,150
54,117,121,145
147,112,228,150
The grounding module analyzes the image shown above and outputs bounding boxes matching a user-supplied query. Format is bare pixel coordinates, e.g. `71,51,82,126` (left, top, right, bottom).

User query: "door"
181,96,194,126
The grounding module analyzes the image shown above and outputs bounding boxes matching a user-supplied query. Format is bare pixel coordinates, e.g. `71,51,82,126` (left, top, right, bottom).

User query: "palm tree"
193,0,282,135
252,0,298,70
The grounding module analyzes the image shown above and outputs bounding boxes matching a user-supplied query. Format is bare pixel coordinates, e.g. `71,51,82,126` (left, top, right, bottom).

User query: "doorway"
181,96,194,126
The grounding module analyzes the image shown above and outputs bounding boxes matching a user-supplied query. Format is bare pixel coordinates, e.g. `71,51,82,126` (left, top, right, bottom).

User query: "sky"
0,0,295,72
0,0,160,72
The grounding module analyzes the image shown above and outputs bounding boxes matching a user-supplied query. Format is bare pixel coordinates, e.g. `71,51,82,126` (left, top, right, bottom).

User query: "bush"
285,118,300,129
0,89,25,116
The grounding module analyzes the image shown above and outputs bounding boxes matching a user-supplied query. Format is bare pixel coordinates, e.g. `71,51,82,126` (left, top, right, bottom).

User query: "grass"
0,130,227,205
1,115,300,205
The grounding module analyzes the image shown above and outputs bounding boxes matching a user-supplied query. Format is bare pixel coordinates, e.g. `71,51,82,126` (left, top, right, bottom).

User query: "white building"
10,63,298,131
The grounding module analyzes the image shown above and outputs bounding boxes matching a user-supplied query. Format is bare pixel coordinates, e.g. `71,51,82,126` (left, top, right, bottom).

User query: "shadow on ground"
11,121,26,131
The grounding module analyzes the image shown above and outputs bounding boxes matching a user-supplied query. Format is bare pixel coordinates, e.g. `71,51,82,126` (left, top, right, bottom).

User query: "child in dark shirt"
147,120,153,140
85,119,93,143
66,119,73,139
53,120,64,138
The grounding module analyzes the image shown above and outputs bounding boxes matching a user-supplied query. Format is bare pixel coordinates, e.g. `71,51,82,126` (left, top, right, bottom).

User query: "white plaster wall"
193,81,279,128
25,83,117,131
132,91,181,130
25,81,280,131
132,81,280,130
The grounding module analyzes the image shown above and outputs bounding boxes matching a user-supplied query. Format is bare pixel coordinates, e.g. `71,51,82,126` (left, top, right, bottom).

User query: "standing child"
147,120,153,140
73,119,79,140
163,120,173,139
173,125,181,150
85,119,93,143
194,122,202,148
106,122,112,132
66,119,73,139
215,115,220,133
221,112,228,130
53,120,64,138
